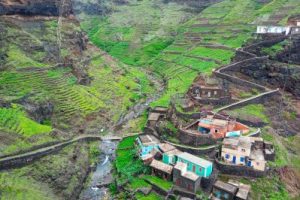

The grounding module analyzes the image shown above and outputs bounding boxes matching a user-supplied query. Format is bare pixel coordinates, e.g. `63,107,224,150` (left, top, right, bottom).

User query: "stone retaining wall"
178,129,216,146
0,137,101,171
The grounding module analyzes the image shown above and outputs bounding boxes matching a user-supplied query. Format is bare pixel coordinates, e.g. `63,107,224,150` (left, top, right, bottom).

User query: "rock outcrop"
0,0,73,16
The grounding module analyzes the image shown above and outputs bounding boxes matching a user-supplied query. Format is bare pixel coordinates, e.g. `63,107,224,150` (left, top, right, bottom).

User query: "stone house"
150,159,173,181
147,106,168,127
188,77,231,106
173,162,202,193
211,180,251,200
136,134,160,158
221,137,274,171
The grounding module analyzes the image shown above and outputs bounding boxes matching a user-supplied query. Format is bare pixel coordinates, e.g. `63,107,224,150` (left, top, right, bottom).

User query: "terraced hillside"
151,0,300,106
0,16,156,155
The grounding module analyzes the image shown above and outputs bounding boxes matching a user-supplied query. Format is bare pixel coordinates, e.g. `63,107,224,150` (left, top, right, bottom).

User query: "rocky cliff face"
276,36,300,65
0,0,73,16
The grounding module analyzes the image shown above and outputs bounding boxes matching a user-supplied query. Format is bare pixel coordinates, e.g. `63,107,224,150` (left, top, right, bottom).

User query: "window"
240,157,245,162
193,165,196,172
225,154,230,159
199,167,202,172
257,162,260,166
241,149,246,152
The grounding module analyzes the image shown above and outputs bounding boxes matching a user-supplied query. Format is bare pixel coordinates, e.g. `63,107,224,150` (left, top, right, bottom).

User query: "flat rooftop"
138,134,160,146
178,152,212,168
158,143,176,153
214,180,238,194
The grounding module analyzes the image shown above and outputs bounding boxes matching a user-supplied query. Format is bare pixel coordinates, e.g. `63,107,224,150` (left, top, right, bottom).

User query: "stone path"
0,133,140,170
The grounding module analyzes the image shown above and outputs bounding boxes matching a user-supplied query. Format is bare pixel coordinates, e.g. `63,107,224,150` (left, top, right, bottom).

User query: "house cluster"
136,134,213,193
220,136,275,171
181,112,249,139
256,15,300,35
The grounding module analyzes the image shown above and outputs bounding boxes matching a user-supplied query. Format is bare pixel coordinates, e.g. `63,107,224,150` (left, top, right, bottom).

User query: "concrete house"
182,113,249,139
256,26,286,34
173,162,202,193
136,134,160,158
162,149,182,165
177,152,213,178
211,180,251,200
198,114,249,139
221,137,274,171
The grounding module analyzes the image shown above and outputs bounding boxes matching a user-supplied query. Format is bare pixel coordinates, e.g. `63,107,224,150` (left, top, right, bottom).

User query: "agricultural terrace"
151,0,300,107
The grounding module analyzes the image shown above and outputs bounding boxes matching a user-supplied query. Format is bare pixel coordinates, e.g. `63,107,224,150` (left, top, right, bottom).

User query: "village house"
286,15,300,35
256,26,287,34
220,136,274,171
162,148,183,165
147,143,213,193
136,134,160,158
188,76,231,106
257,15,300,35
147,106,168,127
177,152,213,178
150,159,173,181
211,180,251,200
173,162,202,193
182,113,249,139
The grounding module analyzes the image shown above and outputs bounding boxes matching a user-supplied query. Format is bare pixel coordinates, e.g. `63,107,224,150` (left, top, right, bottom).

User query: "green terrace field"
79,0,196,66
0,104,52,136
150,0,300,107
0,17,157,155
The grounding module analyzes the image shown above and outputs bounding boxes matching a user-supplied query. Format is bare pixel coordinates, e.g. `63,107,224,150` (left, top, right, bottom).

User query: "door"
232,156,236,164
247,160,252,167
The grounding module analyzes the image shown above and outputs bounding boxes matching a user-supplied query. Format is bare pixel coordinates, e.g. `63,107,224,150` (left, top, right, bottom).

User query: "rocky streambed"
79,140,117,200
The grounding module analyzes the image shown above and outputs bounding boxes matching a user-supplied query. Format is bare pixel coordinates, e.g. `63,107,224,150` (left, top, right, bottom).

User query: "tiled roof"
150,159,173,174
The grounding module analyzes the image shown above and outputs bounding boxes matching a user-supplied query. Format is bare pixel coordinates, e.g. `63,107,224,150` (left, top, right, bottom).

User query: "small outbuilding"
150,159,173,181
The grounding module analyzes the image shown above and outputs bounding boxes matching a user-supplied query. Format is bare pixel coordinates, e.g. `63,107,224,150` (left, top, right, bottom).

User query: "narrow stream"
80,140,118,200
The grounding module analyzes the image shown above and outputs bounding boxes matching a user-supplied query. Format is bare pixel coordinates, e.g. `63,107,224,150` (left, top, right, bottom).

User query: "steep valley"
0,0,300,199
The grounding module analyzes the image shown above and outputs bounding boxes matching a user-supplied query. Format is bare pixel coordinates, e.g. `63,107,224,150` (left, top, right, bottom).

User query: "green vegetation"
262,40,289,57
118,137,137,149
115,136,147,181
0,170,56,200
228,104,269,123
241,176,289,200
88,142,101,165
143,175,173,191
129,178,151,190
136,192,162,200
0,104,52,137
